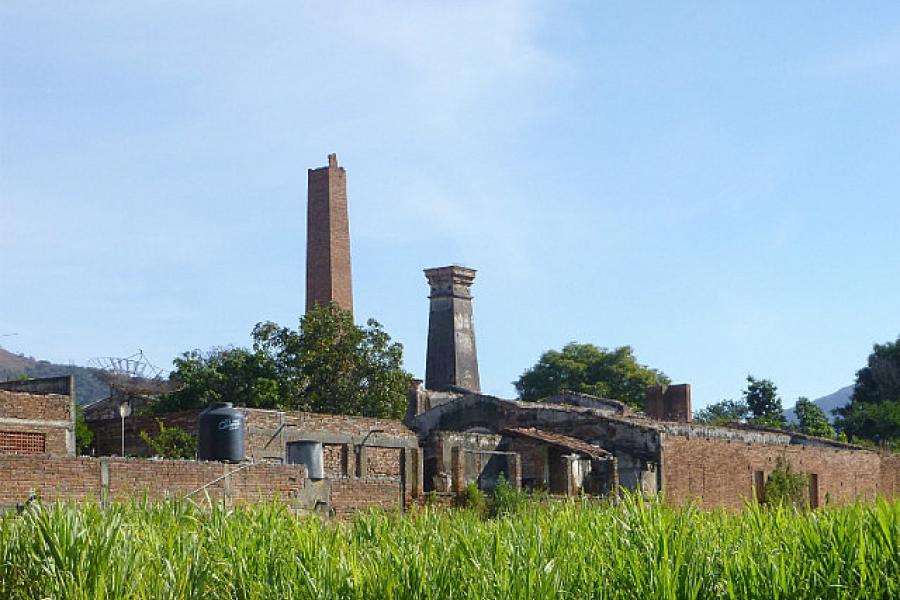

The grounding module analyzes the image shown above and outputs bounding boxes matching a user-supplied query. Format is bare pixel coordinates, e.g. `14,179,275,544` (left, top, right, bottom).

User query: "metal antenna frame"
88,350,174,396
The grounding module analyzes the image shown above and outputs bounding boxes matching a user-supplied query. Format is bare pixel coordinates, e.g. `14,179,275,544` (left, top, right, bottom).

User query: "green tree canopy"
158,304,412,419
792,397,835,439
743,375,786,428
834,336,900,445
513,343,669,409
252,304,412,418
153,347,280,414
693,399,750,426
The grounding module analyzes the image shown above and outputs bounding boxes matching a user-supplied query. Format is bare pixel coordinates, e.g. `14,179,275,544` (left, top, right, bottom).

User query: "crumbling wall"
413,395,662,462
87,410,197,457
425,431,503,492
507,437,549,489
541,391,631,417
450,446,521,492
662,436,882,510
88,408,416,460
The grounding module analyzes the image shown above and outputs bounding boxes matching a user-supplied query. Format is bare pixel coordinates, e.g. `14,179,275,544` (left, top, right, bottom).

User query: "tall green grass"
1,495,897,599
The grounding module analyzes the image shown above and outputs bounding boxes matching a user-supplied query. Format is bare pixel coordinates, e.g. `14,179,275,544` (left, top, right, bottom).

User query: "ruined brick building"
1,154,898,514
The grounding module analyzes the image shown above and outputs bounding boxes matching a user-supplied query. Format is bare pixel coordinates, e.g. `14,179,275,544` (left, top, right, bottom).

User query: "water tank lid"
209,402,234,409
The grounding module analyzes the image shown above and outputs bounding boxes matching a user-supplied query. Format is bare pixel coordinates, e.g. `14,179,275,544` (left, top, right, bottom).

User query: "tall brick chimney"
424,266,481,392
306,153,353,315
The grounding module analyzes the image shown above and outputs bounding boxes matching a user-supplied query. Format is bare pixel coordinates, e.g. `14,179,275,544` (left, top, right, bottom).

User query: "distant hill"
784,385,853,424
0,347,109,405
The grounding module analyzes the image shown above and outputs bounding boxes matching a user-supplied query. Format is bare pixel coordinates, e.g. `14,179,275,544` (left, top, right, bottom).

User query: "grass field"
1,495,897,599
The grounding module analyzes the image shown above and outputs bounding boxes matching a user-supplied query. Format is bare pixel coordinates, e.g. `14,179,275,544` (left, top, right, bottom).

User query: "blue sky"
2,2,899,409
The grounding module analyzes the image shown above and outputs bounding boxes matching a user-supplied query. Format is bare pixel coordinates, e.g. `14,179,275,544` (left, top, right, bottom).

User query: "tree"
158,304,412,420
139,419,197,459
252,304,412,419
514,343,669,409
693,399,750,426
793,397,835,439
834,336,900,445
743,375,785,428
154,347,280,413
74,404,94,455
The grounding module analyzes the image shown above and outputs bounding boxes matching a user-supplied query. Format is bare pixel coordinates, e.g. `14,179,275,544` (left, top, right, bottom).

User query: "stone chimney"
306,153,353,315
424,266,481,392
645,384,692,422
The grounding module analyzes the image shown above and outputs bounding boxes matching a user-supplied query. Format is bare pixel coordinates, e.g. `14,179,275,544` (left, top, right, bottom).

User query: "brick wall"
108,459,305,503
0,390,71,421
323,443,349,477
367,446,402,477
0,390,73,455
88,410,198,456
645,385,691,422
0,453,305,509
0,452,418,516
329,479,401,517
279,410,414,438
663,436,883,510
879,453,900,499
90,408,415,459
508,438,549,489
0,455,101,507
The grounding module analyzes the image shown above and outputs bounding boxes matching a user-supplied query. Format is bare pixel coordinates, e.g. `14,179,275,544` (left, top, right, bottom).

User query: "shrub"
764,456,809,508
457,482,487,515
488,473,528,517
139,419,197,459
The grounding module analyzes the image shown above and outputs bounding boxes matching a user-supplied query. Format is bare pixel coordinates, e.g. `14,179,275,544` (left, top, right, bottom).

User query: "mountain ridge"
784,385,853,424
0,347,109,405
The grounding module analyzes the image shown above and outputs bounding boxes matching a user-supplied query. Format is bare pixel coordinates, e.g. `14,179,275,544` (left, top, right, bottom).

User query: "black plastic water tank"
198,402,245,462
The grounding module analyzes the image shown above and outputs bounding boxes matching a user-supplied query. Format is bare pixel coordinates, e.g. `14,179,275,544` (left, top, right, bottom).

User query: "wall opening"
753,470,766,503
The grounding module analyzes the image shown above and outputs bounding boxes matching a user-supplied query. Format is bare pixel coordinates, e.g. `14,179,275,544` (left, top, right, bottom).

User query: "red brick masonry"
662,436,896,509
0,390,72,455
0,454,403,514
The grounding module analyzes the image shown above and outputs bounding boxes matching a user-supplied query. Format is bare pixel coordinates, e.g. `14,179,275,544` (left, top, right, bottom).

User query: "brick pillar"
403,447,423,500
665,384,692,422
610,457,619,497
645,385,665,420
450,446,466,493
645,384,692,422
306,153,353,315
355,444,367,478
424,266,481,392
508,453,522,490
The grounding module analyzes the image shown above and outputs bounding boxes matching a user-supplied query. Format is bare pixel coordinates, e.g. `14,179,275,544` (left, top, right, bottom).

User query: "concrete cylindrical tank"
198,402,245,462
287,441,324,479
